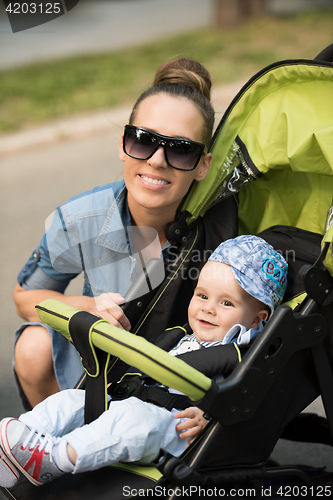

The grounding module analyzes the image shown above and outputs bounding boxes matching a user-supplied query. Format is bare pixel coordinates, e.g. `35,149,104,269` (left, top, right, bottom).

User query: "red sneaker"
0,418,64,486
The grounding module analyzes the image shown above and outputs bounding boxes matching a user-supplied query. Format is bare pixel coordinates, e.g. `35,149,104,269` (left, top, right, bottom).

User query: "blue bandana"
209,235,288,314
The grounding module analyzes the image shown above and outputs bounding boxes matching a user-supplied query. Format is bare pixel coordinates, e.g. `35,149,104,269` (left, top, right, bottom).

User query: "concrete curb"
0,81,247,157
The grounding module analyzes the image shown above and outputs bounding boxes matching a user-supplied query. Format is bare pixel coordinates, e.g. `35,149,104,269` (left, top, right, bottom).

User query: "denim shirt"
16,180,170,390
18,180,166,299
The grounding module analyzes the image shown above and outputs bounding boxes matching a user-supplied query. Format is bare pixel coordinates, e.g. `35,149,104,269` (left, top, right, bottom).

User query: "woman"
13,58,237,409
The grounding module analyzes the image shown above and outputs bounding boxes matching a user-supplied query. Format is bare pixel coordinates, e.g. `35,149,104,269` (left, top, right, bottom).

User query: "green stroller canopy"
182,60,333,238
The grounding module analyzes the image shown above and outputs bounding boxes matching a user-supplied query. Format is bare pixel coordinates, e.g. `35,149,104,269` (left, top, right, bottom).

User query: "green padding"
111,462,162,481
37,299,212,402
35,301,77,343
284,293,306,311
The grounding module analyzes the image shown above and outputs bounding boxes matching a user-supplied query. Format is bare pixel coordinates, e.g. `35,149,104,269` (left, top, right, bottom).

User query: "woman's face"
119,93,211,218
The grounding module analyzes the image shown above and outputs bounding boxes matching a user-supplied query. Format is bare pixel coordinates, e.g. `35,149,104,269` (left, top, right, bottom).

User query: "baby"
0,235,287,487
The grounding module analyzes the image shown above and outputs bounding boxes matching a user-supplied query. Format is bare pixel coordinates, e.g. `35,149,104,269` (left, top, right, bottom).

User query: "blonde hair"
129,58,214,148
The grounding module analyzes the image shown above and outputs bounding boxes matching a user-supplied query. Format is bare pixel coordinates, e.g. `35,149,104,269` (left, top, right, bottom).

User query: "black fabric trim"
69,311,100,374
235,135,262,179
314,43,333,62
154,325,190,351
69,311,109,424
177,343,247,379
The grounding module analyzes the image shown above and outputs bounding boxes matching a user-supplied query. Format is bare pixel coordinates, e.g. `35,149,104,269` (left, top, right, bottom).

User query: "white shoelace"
22,428,53,454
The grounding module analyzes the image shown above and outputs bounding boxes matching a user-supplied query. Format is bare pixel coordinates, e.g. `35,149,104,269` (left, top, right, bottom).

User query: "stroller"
2,44,333,499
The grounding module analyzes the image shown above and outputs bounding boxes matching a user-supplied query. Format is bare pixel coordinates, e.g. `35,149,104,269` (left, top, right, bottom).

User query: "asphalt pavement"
0,0,214,69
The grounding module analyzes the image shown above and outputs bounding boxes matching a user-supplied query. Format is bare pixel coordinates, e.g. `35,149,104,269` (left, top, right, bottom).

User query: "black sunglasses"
123,125,207,171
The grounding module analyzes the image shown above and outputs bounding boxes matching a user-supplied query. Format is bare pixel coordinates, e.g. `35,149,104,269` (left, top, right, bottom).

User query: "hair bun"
153,58,211,101
129,58,214,147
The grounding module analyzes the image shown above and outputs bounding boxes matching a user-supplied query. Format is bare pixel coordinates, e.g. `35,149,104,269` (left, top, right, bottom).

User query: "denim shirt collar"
94,184,170,259
95,185,132,254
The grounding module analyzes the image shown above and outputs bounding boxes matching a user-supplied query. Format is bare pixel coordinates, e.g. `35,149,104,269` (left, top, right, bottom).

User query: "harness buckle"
109,375,144,401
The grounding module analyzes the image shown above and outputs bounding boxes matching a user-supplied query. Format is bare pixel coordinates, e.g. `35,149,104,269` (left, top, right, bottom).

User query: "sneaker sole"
0,446,19,488
0,418,42,487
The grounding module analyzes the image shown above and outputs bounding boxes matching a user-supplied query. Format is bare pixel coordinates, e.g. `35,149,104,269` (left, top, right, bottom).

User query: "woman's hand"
174,406,208,444
13,285,131,331
81,292,131,331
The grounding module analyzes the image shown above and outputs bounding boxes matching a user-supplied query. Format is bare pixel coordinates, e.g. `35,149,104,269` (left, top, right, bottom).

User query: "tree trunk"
214,0,267,27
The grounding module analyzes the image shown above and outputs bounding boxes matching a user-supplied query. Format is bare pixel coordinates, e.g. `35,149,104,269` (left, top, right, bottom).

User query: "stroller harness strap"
109,374,192,411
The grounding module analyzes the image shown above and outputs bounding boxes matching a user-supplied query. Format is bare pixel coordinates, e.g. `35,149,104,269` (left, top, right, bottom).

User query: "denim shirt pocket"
82,246,133,297
17,248,42,286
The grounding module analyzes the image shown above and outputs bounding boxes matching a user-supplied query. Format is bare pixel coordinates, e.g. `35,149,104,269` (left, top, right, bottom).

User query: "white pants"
19,390,189,474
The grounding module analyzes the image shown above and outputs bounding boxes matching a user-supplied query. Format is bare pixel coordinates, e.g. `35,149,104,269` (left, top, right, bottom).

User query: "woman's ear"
251,309,269,329
194,152,212,182
119,134,126,162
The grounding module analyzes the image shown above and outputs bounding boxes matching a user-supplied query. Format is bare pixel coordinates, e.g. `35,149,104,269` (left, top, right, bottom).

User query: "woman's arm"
13,285,131,330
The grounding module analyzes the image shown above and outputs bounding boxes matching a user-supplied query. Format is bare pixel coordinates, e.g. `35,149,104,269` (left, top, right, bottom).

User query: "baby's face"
188,261,264,343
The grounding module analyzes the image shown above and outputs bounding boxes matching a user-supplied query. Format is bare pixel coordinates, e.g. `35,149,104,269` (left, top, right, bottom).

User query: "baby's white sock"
52,438,75,473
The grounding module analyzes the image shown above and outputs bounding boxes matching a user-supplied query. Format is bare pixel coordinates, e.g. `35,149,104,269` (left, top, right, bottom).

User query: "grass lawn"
0,9,332,133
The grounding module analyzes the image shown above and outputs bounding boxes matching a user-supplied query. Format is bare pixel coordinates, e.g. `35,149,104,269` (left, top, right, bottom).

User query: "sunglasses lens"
166,141,203,170
124,126,204,170
124,127,156,159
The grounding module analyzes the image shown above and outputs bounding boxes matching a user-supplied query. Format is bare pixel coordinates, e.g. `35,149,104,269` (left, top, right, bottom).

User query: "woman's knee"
14,325,53,379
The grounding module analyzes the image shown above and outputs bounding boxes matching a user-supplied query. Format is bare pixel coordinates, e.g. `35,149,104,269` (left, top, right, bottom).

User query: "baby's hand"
174,407,208,444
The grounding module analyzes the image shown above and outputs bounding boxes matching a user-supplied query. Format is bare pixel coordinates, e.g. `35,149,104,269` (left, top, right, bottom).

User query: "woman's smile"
138,173,171,188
